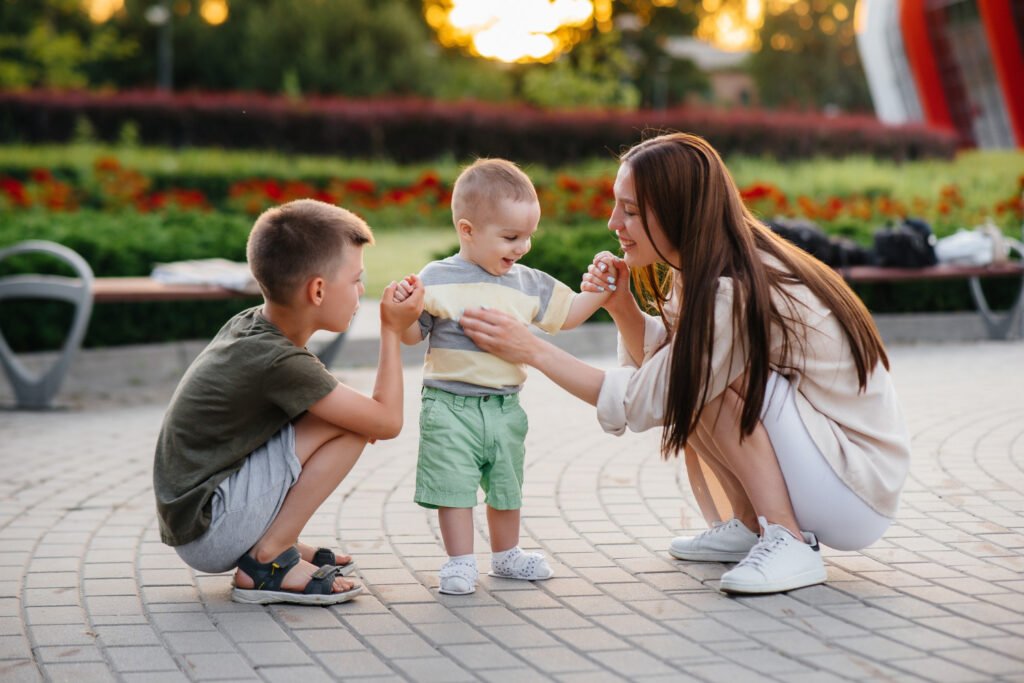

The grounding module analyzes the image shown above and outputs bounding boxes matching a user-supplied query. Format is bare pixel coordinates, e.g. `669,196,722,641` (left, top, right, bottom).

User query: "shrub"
0,90,958,163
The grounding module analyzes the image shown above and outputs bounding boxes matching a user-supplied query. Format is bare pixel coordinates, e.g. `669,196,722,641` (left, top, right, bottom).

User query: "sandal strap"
311,547,336,567
439,561,478,582
304,564,342,595
236,546,301,592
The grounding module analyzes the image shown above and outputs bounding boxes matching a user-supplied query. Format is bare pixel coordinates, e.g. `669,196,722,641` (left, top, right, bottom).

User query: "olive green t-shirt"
154,306,339,546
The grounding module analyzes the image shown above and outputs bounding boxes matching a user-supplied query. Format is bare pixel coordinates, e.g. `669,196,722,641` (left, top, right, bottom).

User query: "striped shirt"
417,254,575,396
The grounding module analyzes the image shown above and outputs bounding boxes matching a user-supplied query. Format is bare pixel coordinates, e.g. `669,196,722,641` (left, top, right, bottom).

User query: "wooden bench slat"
840,263,1024,283
91,277,257,303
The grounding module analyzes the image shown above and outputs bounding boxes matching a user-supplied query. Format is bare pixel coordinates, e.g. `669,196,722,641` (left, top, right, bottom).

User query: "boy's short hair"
452,158,538,227
247,199,374,304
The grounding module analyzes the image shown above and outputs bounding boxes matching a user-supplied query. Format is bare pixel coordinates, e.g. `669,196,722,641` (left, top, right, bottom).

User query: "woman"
460,133,910,595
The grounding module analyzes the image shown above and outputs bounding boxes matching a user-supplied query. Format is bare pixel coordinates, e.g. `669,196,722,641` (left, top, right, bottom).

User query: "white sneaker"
718,516,827,594
668,518,759,562
438,558,478,595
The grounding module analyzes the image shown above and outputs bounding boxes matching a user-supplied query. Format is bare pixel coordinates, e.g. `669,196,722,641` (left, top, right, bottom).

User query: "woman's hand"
582,252,634,316
460,307,540,365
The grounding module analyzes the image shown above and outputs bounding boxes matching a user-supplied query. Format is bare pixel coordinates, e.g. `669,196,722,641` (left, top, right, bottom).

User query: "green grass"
728,150,1024,217
362,226,456,298
13,142,1017,198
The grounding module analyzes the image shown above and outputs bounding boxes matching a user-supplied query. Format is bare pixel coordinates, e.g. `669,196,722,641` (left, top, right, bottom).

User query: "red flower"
263,180,283,201
0,177,29,206
415,172,441,190
557,175,583,193
94,157,120,172
345,179,376,195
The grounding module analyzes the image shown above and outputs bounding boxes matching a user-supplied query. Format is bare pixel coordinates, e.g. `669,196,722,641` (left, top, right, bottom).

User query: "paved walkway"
1,341,1023,682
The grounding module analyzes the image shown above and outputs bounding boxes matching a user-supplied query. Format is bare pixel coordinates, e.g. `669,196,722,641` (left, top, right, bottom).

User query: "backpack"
873,218,938,268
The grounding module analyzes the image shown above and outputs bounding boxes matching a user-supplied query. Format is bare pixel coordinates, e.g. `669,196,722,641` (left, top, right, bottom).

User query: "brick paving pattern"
1,340,1022,682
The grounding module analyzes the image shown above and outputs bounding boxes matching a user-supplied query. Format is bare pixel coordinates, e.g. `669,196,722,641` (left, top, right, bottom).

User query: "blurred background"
0,0,1022,350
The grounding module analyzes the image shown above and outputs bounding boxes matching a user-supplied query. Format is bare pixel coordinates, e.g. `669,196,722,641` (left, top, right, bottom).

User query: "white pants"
760,373,891,551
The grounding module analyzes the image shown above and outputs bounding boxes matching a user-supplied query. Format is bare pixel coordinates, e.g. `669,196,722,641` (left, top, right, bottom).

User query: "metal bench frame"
0,240,94,409
839,263,1024,340
1,240,346,410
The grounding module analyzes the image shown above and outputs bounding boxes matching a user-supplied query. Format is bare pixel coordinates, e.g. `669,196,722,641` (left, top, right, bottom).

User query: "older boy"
394,159,613,594
154,198,424,606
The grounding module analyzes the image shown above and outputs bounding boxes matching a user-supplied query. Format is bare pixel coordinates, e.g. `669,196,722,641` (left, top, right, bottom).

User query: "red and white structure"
856,0,1024,148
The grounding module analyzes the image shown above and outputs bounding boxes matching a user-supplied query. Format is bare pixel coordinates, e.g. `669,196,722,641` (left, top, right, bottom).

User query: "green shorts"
415,386,528,510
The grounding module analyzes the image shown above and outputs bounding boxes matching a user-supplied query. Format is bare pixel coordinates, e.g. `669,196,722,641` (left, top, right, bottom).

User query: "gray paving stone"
42,662,114,683
316,651,397,677
164,630,235,654
362,633,440,659
179,652,255,680
237,640,314,667
215,612,290,642
93,624,161,647
105,645,179,672
441,642,524,670
589,649,676,677
388,655,476,682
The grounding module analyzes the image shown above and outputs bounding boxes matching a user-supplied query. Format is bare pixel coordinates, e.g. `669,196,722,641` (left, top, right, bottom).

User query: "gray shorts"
175,423,302,573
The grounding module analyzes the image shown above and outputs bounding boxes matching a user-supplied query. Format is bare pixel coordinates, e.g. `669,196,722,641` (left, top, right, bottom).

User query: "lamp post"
145,0,173,91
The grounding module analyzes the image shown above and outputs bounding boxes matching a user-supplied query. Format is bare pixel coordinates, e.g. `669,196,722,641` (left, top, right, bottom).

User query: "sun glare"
425,0,595,62
82,0,124,23
425,0,840,58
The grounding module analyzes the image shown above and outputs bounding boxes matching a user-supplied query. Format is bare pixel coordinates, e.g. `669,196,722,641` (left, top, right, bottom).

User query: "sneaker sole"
718,567,827,594
668,547,751,563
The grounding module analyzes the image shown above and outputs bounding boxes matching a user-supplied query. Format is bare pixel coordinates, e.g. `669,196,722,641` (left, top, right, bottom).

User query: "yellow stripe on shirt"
424,347,527,389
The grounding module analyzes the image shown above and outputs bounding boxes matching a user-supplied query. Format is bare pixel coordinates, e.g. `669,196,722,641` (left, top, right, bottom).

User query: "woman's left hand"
460,307,539,365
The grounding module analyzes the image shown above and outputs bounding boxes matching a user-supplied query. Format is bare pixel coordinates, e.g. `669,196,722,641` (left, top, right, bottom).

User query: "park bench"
0,241,345,409
838,262,1024,341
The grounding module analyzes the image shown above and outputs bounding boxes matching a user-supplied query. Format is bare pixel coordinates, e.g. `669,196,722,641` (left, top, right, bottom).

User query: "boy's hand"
381,274,424,332
393,275,416,303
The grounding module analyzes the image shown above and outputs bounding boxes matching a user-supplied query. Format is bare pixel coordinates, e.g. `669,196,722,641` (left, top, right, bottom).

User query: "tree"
747,0,872,111
0,0,136,89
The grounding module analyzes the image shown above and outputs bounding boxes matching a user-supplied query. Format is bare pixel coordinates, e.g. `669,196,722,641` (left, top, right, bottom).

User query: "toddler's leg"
437,507,477,594
236,412,368,596
487,507,553,581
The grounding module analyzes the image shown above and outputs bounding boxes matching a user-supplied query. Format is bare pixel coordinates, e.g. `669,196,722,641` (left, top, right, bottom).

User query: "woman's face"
607,162,680,269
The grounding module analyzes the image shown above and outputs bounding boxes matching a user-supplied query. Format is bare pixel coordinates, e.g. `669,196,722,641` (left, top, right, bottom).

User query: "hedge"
0,90,958,164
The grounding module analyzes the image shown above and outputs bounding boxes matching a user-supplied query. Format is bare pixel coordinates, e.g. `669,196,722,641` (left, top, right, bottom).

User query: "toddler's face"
461,198,540,276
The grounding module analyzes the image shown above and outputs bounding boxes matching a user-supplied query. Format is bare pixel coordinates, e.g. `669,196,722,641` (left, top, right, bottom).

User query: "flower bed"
0,90,957,163
1,154,1020,243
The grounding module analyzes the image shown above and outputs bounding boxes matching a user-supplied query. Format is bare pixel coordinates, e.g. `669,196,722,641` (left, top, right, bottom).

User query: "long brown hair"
621,133,888,458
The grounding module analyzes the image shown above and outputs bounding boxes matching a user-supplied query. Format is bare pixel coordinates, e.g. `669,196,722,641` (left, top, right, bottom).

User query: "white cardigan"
596,274,911,520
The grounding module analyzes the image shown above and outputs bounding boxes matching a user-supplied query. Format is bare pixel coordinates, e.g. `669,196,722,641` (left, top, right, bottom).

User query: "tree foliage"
748,2,872,111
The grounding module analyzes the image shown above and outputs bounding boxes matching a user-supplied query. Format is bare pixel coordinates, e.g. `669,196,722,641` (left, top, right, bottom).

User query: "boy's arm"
561,290,611,330
308,278,424,440
393,274,426,345
401,321,423,345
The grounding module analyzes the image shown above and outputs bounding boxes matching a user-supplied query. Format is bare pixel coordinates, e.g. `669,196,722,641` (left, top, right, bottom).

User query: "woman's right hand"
582,251,633,315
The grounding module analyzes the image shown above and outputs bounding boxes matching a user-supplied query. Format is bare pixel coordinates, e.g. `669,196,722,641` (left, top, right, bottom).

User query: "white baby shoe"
489,547,553,581
438,556,478,595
